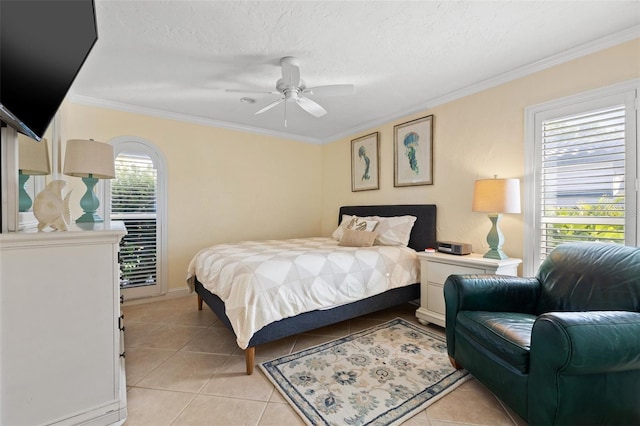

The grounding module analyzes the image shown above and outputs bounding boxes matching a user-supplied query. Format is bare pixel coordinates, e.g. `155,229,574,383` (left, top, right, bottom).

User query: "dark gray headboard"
339,204,437,252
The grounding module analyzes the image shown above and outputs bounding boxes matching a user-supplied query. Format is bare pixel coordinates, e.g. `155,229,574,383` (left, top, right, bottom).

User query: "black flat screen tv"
0,0,98,141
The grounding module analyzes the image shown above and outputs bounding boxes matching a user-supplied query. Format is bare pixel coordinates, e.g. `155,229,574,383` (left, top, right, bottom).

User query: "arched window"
105,137,167,300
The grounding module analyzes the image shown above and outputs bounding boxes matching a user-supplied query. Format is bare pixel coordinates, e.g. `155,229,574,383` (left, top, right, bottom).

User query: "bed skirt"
194,278,420,347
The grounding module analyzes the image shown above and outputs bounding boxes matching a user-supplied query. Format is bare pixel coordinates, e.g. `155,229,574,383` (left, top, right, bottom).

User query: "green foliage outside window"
544,196,624,247
112,156,158,287
112,161,156,214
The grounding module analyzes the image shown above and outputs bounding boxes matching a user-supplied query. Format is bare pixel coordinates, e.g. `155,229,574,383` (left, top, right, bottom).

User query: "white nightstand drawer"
426,283,446,315
427,262,482,284
416,252,522,328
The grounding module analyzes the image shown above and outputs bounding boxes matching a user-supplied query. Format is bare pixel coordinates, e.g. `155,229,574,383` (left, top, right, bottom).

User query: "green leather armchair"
444,243,640,426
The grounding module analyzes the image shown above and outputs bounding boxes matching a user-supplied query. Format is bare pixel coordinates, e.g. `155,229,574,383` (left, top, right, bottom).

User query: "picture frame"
351,132,380,192
394,115,433,187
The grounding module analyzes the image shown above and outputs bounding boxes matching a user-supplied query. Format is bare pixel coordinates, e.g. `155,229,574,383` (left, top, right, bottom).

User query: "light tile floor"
122,296,528,426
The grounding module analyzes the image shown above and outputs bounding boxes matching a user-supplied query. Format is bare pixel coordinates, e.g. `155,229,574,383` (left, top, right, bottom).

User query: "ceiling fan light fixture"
284,91,298,102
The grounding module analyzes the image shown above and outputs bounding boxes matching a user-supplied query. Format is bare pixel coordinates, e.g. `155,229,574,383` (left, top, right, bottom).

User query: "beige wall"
59,104,323,292
56,38,638,292
320,39,640,265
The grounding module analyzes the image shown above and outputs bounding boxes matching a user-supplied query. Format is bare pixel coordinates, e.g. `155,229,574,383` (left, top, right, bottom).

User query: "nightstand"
415,252,522,327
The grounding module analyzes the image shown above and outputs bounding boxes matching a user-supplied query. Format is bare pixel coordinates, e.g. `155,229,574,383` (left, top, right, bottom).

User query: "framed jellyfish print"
351,132,380,192
393,115,433,187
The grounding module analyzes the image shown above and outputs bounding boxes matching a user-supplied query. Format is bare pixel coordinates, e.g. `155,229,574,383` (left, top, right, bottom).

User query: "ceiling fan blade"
296,96,327,117
226,89,278,95
255,98,284,115
281,57,301,88
304,84,355,97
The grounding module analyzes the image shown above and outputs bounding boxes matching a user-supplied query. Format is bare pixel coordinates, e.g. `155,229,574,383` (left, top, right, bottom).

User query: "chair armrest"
444,274,540,359
529,311,640,424
531,311,640,374
444,274,540,314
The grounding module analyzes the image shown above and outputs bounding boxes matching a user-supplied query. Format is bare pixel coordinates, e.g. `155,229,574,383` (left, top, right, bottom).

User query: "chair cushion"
457,311,536,374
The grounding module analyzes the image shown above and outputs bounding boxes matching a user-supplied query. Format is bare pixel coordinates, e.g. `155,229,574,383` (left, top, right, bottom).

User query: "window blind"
111,153,158,288
540,105,625,258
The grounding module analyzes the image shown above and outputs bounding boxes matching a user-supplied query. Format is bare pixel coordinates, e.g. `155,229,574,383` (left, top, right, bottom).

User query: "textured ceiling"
70,1,640,143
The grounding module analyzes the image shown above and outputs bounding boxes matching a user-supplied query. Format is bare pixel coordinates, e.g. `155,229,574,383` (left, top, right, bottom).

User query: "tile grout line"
125,298,518,425
168,392,198,426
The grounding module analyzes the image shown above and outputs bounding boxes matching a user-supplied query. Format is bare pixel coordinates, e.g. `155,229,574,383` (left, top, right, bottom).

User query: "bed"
188,204,437,374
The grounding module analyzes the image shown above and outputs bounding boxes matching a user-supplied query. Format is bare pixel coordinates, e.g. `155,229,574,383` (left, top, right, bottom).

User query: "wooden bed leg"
245,347,255,375
449,356,462,370
197,294,203,311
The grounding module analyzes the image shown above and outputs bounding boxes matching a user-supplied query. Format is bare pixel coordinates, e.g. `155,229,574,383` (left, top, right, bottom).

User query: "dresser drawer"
426,262,483,284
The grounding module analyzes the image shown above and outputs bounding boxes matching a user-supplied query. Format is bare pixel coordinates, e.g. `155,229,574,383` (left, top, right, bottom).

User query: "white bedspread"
186,237,419,349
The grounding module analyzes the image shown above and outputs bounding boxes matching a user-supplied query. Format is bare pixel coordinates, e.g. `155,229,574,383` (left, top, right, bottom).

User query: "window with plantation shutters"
105,137,167,299
111,153,158,288
525,82,638,276
540,106,626,255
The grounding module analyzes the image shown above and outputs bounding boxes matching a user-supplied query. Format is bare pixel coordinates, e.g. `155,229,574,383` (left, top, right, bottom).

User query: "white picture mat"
394,115,433,186
351,132,379,191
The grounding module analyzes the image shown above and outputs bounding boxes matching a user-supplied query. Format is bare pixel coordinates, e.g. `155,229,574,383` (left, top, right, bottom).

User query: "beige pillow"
331,215,378,240
371,215,417,246
338,229,378,247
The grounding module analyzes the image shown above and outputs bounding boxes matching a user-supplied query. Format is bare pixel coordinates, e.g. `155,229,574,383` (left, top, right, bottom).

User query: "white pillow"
371,215,417,246
331,215,378,240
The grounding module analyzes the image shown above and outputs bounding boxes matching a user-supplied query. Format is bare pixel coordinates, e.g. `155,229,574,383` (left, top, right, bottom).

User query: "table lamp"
18,135,51,212
63,139,115,223
472,176,521,259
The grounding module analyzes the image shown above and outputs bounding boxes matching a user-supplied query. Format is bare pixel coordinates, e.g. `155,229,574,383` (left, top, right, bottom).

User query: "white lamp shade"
472,178,521,214
18,134,51,175
63,139,115,179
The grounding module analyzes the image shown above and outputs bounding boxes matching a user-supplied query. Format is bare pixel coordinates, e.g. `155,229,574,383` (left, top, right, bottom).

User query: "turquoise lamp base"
76,175,104,223
76,212,104,223
483,247,509,260
483,213,509,260
18,172,33,212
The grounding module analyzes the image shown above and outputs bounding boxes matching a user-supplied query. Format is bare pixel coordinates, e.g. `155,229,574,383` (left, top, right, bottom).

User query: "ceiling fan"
226,56,355,125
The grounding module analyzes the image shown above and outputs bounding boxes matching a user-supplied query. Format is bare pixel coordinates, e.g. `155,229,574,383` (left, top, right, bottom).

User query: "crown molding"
66,94,325,145
403,26,640,119
70,26,639,146
320,26,640,144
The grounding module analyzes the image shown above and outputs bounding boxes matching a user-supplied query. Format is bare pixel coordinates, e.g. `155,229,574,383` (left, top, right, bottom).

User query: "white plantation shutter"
525,82,638,275
111,153,158,288
539,105,626,257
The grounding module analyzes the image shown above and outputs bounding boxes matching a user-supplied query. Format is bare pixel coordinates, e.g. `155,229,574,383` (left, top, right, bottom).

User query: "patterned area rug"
260,318,470,425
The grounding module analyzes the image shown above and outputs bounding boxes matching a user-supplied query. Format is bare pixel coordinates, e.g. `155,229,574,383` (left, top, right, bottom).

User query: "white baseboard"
122,286,192,306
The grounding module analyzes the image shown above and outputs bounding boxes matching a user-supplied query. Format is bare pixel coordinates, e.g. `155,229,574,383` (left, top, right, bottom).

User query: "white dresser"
0,222,127,426
416,252,522,328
